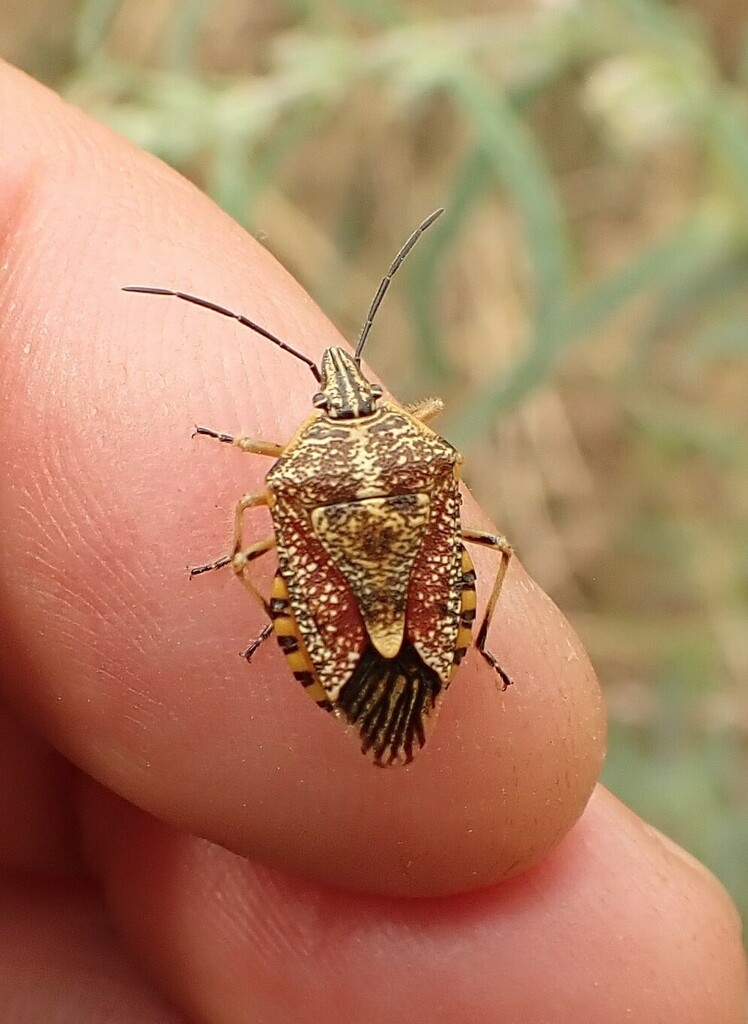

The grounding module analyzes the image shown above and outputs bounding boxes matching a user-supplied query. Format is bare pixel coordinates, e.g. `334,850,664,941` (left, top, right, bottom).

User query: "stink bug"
125,209,512,766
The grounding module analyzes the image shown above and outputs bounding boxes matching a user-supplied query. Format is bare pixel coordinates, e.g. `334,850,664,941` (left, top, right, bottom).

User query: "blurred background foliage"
3,0,747,923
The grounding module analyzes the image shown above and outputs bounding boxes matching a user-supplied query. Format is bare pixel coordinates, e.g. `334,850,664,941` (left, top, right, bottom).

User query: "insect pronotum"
125,209,513,766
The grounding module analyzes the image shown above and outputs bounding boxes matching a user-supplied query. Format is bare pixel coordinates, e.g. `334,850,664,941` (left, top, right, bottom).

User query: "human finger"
81,782,747,1024
0,60,603,895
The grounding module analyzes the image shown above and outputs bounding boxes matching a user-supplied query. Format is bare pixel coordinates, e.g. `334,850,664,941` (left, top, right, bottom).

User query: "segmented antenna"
122,286,322,382
124,208,444,378
354,208,444,363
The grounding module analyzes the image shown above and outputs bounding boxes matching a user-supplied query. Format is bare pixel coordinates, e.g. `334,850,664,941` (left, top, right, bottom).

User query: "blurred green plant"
15,0,748,933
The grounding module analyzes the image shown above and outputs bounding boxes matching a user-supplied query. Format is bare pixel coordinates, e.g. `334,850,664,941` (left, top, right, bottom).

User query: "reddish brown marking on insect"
406,471,463,683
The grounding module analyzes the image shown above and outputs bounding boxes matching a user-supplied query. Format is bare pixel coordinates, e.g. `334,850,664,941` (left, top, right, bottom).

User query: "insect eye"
370,384,383,399
312,392,328,408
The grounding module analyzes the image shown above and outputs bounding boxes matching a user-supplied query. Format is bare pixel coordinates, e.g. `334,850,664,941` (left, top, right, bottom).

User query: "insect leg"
189,492,271,582
462,528,513,689
232,535,277,613
194,425,285,457
406,397,444,424
242,622,274,664
190,553,233,575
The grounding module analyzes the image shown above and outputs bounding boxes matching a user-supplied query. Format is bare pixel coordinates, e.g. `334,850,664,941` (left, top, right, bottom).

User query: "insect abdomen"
269,572,330,711
450,546,477,681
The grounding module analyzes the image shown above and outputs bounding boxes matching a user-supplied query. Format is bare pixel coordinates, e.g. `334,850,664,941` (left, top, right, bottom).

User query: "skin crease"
0,59,744,1024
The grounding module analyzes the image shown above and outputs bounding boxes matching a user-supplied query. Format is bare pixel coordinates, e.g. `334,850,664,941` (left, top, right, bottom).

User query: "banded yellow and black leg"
462,527,513,690
269,572,331,712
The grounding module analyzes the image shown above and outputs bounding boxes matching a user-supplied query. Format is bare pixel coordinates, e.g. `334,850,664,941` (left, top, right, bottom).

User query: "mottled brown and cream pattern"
266,401,464,701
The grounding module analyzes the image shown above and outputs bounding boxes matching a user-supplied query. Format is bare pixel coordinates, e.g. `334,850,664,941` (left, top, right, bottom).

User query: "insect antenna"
122,286,322,382
353,208,444,364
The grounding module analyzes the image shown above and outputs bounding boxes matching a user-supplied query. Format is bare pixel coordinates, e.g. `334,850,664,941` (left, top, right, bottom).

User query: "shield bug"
124,209,513,766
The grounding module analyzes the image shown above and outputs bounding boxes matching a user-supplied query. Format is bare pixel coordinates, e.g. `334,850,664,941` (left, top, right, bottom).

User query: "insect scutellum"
124,207,514,767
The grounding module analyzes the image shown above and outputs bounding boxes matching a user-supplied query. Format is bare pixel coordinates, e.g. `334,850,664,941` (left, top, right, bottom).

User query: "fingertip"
0,59,604,895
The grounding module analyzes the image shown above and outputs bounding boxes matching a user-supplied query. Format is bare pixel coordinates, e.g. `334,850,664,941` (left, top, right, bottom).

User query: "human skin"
0,60,745,1023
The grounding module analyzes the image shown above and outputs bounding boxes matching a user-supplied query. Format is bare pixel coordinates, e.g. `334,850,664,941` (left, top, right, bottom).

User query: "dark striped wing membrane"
271,547,478,766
